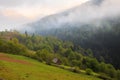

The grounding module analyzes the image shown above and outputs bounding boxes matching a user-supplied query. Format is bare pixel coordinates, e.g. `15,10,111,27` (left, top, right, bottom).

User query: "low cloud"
25,0,120,33
65,0,120,23
0,9,31,31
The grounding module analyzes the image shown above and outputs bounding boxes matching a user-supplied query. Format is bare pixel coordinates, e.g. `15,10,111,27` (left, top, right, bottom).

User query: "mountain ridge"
23,0,107,32
21,0,120,68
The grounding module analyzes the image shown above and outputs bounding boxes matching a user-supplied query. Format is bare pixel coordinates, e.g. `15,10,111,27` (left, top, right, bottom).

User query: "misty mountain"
25,0,106,32
23,0,120,68
91,0,104,5
24,0,120,32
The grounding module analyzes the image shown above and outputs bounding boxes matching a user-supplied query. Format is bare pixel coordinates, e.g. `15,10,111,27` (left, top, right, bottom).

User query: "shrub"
98,73,112,80
86,68,93,75
72,67,80,73
117,70,120,80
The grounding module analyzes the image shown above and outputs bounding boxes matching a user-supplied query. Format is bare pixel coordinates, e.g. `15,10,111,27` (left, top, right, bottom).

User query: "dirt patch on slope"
0,53,32,65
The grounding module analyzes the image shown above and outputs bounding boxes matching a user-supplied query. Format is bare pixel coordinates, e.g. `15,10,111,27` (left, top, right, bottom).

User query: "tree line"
0,31,120,80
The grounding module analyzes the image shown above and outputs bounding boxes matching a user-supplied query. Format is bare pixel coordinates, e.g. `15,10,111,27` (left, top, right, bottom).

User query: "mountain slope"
22,0,120,68
0,53,101,80
24,0,120,33
23,0,106,32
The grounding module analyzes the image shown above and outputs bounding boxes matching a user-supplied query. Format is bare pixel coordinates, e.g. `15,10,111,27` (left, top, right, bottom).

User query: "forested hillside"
29,17,120,69
0,31,120,80
24,0,120,69
0,0,120,80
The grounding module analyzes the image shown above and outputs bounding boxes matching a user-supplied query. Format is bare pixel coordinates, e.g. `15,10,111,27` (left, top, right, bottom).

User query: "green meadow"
0,53,101,80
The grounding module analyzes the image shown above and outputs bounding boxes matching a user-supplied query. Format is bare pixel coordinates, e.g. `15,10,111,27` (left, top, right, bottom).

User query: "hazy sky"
0,0,89,31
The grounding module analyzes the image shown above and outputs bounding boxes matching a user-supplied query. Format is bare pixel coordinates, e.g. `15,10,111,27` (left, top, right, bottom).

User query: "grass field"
0,53,101,80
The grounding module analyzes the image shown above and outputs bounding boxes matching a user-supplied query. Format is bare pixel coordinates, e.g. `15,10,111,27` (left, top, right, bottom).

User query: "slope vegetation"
0,53,101,80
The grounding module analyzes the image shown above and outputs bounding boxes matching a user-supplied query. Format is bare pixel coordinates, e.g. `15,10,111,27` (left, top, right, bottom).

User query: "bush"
86,68,93,75
117,70,120,80
0,39,28,55
36,49,54,63
72,67,80,73
98,73,112,80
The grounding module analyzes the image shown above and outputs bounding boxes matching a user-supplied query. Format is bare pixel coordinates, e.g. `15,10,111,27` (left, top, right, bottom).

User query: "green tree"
117,70,120,80
36,49,54,63
82,57,100,72
86,49,93,57
86,68,93,75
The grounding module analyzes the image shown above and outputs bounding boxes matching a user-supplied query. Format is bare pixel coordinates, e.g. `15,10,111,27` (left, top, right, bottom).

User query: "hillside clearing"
0,53,101,80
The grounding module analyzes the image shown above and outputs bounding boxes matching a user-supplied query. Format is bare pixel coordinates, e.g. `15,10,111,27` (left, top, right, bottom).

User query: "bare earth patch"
0,53,32,65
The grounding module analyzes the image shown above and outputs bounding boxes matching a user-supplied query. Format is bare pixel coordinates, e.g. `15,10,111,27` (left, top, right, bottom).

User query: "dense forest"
0,31,120,80
24,0,120,70
35,17,120,69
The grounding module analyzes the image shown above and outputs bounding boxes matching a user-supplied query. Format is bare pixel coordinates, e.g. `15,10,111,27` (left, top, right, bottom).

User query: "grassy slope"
0,53,101,80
